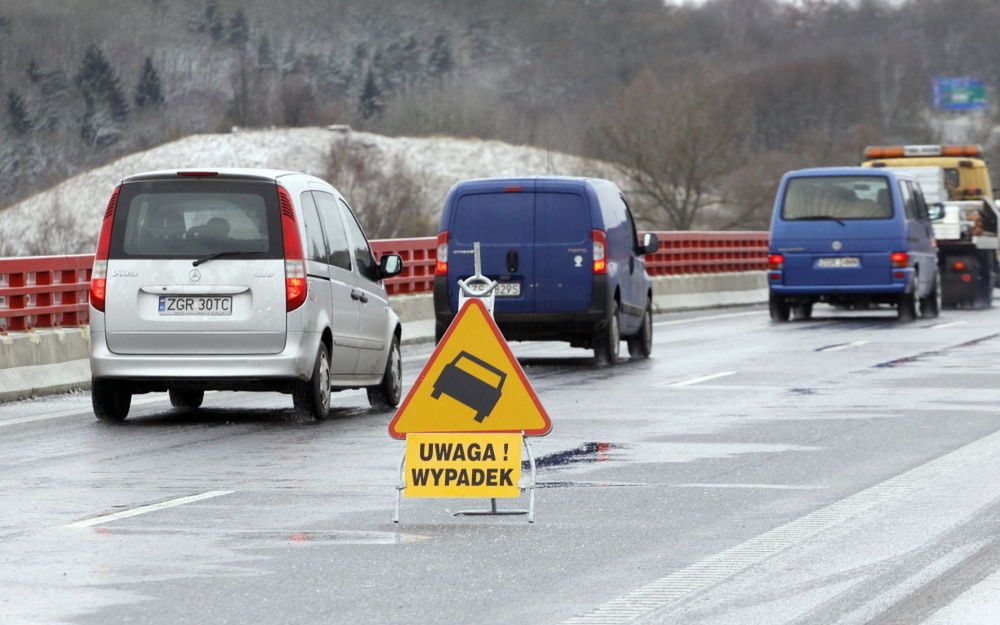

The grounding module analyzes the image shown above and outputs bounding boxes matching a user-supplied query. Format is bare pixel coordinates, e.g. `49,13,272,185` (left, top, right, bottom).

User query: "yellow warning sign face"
388,298,551,438
404,433,521,498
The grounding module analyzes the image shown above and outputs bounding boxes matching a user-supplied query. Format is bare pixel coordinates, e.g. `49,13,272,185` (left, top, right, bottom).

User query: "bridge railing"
0,232,768,332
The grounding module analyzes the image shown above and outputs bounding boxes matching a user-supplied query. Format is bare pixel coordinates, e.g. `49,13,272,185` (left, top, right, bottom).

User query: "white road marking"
654,310,765,327
560,426,1000,625
818,340,870,353
65,490,234,528
669,371,736,387
0,396,167,429
673,483,824,490
929,321,966,330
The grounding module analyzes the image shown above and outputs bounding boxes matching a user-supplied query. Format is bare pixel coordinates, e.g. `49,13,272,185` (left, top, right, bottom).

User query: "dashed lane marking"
817,340,870,353
669,371,736,387
65,490,235,528
560,425,1000,625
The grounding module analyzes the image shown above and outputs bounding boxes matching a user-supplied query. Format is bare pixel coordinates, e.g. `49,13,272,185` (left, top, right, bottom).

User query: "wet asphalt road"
3,304,1000,625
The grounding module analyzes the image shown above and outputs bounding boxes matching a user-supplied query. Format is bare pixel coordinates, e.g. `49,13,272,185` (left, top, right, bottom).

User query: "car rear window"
782,176,893,221
452,193,533,245
109,179,282,259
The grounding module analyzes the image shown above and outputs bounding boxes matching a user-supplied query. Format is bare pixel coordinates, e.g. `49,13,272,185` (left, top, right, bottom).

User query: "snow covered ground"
0,127,619,255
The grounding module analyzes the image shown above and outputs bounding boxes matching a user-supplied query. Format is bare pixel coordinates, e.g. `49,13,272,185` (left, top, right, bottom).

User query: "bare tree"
325,138,433,239
593,69,751,230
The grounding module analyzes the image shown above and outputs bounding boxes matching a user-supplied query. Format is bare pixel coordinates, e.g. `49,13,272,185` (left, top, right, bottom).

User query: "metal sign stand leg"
393,450,406,524
452,433,535,523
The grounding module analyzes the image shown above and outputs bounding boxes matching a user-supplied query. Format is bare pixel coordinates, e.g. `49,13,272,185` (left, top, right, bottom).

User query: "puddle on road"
527,442,623,469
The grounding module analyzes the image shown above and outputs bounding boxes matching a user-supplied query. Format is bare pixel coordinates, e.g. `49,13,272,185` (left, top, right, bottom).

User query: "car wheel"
898,289,917,322
92,379,131,422
594,301,620,366
919,274,941,318
169,389,204,409
769,293,790,322
434,322,447,345
367,336,402,410
792,303,813,321
627,304,653,359
293,344,331,420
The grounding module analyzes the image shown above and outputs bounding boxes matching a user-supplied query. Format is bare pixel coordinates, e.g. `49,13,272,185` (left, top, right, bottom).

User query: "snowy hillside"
0,128,619,256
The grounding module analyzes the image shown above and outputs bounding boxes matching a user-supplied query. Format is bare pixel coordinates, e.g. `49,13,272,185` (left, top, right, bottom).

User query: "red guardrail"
0,232,768,332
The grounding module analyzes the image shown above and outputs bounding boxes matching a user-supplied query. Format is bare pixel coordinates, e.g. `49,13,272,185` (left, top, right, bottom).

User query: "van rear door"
103,177,287,355
533,190,593,312
448,186,536,313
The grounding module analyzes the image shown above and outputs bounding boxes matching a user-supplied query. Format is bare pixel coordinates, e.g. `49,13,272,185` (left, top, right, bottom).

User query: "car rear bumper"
770,283,907,295
90,329,320,386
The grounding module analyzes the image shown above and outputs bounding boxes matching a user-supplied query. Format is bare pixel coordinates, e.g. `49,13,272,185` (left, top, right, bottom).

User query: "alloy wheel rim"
610,315,619,358
319,352,330,411
390,345,401,400
644,310,652,351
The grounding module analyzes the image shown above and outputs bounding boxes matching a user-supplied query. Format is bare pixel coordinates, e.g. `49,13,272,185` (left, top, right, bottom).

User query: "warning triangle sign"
388,298,551,439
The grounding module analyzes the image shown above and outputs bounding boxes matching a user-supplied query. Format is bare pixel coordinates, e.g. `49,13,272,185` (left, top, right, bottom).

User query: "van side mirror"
640,232,659,255
927,203,945,221
379,253,403,278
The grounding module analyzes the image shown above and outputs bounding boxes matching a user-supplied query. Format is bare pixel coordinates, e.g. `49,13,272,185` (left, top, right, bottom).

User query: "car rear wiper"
796,215,846,226
192,250,260,266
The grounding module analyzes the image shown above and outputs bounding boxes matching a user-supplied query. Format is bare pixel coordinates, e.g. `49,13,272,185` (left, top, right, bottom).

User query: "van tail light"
592,229,607,274
953,260,967,271
435,231,449,275
90,185,121,312
890,252,909,268
278,185,307,312
768,254,784,270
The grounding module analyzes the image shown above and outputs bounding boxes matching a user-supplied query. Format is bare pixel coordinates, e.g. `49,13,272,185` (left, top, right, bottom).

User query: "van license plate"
817,257,860,268
158,296,233,315
495,282,521,297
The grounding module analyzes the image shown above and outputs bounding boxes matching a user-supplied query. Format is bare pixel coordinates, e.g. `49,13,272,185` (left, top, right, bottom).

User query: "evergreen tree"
227,9,249,48
134,56,164,109
257,34,274,70
428,33,454,78
204,0,224,42
25,58,41,83
358,67,383,120
76,44,128,122
6,90,31,135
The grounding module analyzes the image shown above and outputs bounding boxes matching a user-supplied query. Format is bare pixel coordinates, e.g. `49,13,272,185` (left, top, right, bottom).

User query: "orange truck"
862,145,999,307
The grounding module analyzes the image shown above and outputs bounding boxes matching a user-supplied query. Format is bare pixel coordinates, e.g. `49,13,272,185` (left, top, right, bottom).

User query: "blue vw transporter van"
433,177,659,364
768,167,940,322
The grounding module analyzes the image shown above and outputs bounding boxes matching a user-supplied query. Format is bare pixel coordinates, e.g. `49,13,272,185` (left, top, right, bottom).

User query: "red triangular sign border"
387,298,552,439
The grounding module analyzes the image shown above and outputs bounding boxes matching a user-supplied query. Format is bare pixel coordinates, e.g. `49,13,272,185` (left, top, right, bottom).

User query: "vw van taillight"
592,230,607,274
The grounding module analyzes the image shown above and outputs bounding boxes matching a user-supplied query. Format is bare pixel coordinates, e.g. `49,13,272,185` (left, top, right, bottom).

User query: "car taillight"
890,252,909,268
90,185,121,312
278,185,307,311
435,231,449,275
592,229,607,274
953,260,967,271
768,254,784,270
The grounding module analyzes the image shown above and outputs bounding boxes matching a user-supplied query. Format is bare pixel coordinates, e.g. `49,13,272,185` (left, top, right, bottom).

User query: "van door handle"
350,289,367,303
507,250,519,273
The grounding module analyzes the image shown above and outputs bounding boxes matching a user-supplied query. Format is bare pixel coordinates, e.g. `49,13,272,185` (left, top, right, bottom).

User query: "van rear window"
783,176,893,221
109,180,282,259
452,193,533,245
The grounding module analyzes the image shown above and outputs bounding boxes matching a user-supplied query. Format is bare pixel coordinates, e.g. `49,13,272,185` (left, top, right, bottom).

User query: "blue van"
768,167,940,321
432,177,659,364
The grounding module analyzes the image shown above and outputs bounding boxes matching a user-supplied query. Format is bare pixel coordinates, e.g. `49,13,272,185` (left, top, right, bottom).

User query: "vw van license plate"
494,282,521,297
817,257,860,269
158,295,232,315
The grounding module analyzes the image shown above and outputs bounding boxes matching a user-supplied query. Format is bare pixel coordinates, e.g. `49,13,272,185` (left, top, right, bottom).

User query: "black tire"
898,289,917,322
434,322,447,344
919,273,941,319
594,301,621,366
293,344,331,420
92,379,131,422
169,389,204,409
978,254,994,308
627,304,653,359
792,303,813,321
368,336,402,410
769,293,790,322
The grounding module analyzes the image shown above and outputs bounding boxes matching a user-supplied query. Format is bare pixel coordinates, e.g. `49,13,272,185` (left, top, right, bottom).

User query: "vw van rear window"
782,176,893,221
109,180,282,259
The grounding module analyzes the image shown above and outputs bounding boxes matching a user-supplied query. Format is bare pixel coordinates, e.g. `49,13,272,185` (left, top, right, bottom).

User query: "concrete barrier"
0,272,768,402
